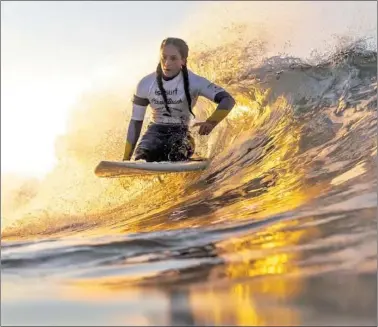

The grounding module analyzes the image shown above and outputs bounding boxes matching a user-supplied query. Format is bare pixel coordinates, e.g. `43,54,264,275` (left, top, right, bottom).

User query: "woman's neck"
162,70,180,81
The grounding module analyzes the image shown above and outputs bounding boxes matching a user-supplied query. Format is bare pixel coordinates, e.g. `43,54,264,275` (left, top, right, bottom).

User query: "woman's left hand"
193,121,217,135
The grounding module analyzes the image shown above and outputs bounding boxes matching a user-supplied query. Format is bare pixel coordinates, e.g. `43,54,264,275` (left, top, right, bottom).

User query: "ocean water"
2,2,377,326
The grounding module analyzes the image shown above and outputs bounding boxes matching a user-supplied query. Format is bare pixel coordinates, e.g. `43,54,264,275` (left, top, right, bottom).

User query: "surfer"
123,37,236,162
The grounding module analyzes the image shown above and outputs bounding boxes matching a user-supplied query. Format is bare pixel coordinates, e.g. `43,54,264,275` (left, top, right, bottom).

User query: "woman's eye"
161,55,178,61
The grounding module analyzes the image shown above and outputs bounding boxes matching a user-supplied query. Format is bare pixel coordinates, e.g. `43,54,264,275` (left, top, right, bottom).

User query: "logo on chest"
151,87,184,106
155,88,178,96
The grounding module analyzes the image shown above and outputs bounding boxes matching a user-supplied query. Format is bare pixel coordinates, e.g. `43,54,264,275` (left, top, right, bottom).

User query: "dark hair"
156,37,194,117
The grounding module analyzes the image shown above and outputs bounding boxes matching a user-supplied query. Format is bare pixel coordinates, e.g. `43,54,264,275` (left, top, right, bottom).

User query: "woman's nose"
164,58,172,66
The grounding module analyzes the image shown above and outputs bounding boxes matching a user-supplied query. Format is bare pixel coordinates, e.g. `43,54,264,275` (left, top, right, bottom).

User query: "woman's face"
160,44,186,78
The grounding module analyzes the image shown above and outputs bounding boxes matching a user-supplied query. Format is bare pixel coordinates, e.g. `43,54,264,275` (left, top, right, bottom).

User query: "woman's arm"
123,88,149,160
194,77,236,135
207,90,236,123
123,118,144,161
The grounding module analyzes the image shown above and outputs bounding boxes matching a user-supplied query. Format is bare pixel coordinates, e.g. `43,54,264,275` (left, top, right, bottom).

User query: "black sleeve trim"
214,91,231,104
133,95,149,106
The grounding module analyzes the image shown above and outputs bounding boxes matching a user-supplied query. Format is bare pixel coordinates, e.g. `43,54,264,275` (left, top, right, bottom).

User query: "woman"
123,37,236,162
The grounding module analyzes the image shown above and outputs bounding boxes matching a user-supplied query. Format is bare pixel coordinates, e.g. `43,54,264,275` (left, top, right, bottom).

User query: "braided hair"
156,37,195,117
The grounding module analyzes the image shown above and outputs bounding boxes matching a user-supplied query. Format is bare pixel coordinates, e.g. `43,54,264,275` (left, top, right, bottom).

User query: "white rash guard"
131,69,226,125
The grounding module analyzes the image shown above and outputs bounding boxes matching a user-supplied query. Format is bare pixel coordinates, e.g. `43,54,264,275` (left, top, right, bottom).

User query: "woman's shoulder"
186,69,210,84
135,72,157,93
186,69,215,88
186,69,201,79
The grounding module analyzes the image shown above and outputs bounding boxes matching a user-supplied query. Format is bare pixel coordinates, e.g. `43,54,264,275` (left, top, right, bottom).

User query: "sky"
1,1,199,177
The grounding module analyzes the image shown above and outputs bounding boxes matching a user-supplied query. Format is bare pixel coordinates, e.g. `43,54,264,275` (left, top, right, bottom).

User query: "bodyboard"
94,158,209,178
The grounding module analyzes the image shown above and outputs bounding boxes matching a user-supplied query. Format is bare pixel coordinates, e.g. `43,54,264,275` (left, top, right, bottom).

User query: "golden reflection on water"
187,220,320,326
190,280,301,326
59,215,321,326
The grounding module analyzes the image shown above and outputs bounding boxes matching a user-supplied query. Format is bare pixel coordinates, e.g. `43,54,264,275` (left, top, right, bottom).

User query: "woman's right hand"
193,121,217,135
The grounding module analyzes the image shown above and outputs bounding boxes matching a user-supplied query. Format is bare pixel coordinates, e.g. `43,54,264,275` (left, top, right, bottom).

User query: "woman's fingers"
194,122,215,135
200,124,209,135
197,123,204,134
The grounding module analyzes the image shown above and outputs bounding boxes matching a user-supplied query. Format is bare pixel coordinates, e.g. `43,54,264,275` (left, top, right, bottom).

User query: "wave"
2,39,376,241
